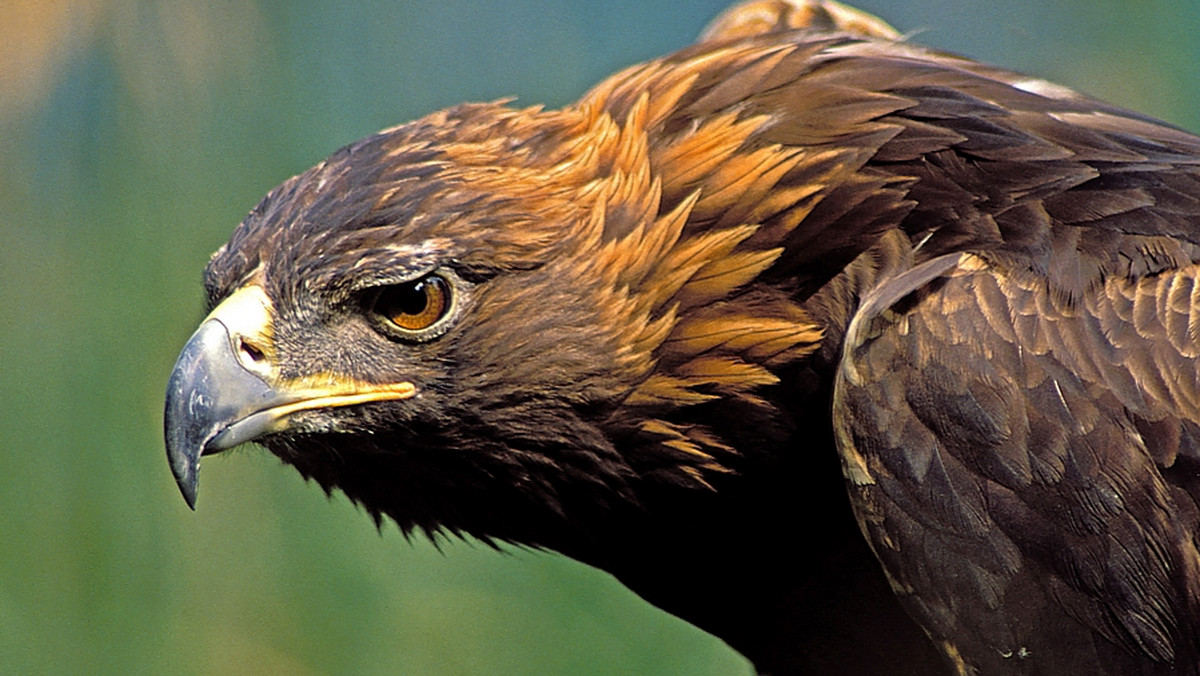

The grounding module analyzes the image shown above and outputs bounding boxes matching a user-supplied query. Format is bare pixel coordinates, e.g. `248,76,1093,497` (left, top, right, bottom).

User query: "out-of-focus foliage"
1,1,1196,673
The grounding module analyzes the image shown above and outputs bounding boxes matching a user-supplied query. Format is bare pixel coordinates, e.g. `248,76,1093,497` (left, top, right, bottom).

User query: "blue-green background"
3,1,1198,673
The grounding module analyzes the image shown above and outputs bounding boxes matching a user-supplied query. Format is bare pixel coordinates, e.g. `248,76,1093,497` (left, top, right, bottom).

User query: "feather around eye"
373,274,452,333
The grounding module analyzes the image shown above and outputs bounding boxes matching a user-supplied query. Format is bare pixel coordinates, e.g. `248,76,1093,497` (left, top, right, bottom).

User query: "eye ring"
370,272,456,340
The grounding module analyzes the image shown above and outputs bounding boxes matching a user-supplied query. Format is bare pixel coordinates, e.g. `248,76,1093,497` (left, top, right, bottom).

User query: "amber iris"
374,275,451,332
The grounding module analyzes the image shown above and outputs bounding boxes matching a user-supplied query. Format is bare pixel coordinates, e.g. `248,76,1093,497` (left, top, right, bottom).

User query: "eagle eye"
371,274,453,337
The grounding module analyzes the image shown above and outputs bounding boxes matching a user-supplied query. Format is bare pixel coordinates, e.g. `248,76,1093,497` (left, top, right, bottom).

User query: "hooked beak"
163,284,416,509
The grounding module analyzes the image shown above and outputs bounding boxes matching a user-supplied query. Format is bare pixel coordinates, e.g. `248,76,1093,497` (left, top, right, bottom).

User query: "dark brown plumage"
164,1,1200,673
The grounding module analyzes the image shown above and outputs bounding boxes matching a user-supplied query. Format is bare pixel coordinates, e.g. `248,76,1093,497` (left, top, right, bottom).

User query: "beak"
163,284,416,509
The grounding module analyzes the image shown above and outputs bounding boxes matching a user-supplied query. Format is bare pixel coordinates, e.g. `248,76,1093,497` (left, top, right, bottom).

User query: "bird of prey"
164,1,1200,673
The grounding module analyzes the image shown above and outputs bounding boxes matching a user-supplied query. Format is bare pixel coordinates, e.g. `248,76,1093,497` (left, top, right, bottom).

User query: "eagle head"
165,96,822,547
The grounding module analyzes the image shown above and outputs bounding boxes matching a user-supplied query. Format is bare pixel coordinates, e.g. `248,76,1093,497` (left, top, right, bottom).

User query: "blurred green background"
3,1,1199,674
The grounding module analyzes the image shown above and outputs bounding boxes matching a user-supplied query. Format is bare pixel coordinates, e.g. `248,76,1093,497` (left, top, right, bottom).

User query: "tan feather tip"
699,0,901,44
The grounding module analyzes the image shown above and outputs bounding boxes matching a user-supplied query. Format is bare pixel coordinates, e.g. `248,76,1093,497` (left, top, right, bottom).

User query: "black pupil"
394,280,429,316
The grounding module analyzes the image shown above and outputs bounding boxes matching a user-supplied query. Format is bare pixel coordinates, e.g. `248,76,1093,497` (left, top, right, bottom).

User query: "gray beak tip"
163,318,248,511
165,349,205,509
172,458,199,510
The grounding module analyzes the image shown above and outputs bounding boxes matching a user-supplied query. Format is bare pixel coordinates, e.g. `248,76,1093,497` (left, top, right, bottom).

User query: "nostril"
239,337,266,363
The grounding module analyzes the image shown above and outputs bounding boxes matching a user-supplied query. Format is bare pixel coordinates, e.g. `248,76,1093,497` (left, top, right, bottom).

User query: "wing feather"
835,254,1200,673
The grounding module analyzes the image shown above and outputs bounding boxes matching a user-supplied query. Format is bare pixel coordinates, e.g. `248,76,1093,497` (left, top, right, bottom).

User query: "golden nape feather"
165,1,1200,674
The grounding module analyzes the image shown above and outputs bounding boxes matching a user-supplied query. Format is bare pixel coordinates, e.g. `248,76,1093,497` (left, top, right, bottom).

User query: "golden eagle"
165,1,1200,673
